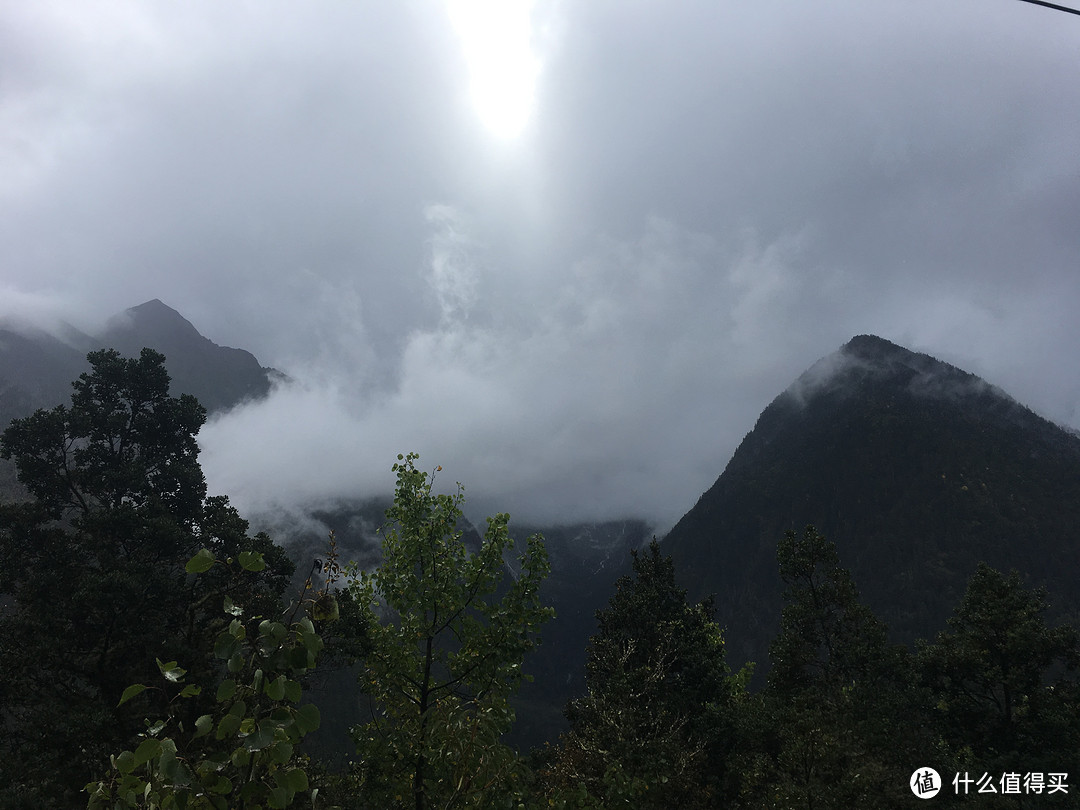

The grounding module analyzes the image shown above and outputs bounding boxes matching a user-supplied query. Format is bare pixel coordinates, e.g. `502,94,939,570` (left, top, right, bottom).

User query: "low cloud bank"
198,210,1080,532
198,215,814,531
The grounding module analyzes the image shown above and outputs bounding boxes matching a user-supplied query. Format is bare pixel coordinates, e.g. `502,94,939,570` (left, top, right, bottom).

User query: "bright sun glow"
446,0,539,139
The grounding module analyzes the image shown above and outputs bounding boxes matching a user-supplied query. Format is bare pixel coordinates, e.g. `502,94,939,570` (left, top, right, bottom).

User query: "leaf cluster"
86,549,326,810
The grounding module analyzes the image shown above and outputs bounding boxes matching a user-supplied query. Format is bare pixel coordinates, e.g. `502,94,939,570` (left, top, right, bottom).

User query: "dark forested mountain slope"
663,334,1080,674
0,321,95,428
0,299,279,428
98,299,279,414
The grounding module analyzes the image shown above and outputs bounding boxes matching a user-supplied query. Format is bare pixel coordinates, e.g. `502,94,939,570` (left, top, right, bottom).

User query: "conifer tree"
549,540,740,809
738,526,941,809
919,563,1080,784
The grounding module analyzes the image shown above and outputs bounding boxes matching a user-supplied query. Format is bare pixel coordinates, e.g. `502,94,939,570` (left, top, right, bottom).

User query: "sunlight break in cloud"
446,0,540,139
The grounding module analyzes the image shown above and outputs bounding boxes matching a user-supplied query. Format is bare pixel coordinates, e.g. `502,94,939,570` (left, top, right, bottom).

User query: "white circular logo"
911,768,941,798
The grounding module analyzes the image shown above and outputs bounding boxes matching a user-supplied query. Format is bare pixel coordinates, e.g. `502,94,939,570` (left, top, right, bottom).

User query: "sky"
2,0,1079,531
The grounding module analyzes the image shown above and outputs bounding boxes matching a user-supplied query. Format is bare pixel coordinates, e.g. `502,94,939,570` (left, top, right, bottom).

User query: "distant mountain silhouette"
98,299,280,414
0,299,280,428
663,335,1080,676
0,321,94,428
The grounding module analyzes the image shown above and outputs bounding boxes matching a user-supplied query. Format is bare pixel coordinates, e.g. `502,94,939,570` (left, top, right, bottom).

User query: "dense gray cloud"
3,0,1079,530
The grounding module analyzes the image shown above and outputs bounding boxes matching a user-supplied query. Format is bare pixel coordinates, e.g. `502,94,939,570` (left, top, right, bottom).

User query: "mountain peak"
0,300,278,426
663,335,1080,676
129,298,172,314
97,301,275,412
113,300,201,341
783,335,989,411
841,333,907,360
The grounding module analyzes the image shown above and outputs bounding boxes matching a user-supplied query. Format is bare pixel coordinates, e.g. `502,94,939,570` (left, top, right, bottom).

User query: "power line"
1014,0,1080,16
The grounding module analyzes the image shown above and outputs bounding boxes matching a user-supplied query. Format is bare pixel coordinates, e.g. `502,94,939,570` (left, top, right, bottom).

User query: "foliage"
346,453,553,810
545,540,742,809
737,526,944,809
1,347,206,520
8,343,1080,807
768,525,889,693
0,348,293,806
85,548,328,809
919,563,1080,782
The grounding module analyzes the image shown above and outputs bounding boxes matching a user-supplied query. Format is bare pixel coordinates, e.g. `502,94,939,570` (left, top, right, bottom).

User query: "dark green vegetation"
344,454,553,809
919,563,1080,788
86,548,328,809
0,349,293,807
1,314,1079,808
733,526,943,807
538,527,1079,808
544,540,744,808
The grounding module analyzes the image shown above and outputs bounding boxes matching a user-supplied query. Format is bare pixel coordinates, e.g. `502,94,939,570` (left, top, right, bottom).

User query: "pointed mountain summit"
664,335,1080,674
102,298,205,347
0,300,279,429
99,300,278,413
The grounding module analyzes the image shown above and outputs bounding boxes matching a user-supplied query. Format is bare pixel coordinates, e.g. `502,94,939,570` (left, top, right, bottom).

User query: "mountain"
0,299,281,500
98,299,281,414
0,321,95,428
0,297,642,752
663,334,1080,675
0,299,280,428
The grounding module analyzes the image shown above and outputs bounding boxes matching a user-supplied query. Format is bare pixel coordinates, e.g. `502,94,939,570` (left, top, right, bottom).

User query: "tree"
768,525,889,694
738,526,942,809
919,563,1080,781
86,548,328,810
546,540,741,809
0,348,293,807
346,453,553,810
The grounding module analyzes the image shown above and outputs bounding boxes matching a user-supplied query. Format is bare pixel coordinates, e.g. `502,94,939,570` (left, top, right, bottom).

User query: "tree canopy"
736,526,943,809
3,350,1080,808
0,348,293,807
547,539,741,808
919,563,1080,781
346,453,553,810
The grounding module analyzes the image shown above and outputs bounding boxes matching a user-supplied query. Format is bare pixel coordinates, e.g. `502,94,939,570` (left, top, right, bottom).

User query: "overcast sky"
3,0,1079,530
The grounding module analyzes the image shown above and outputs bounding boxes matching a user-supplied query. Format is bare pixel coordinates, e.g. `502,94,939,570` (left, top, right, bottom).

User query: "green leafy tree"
738,526,943,809
86,548,327,810
346,453,553,810
919,563,1080,784
546,540,742,809
0,348,292,807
